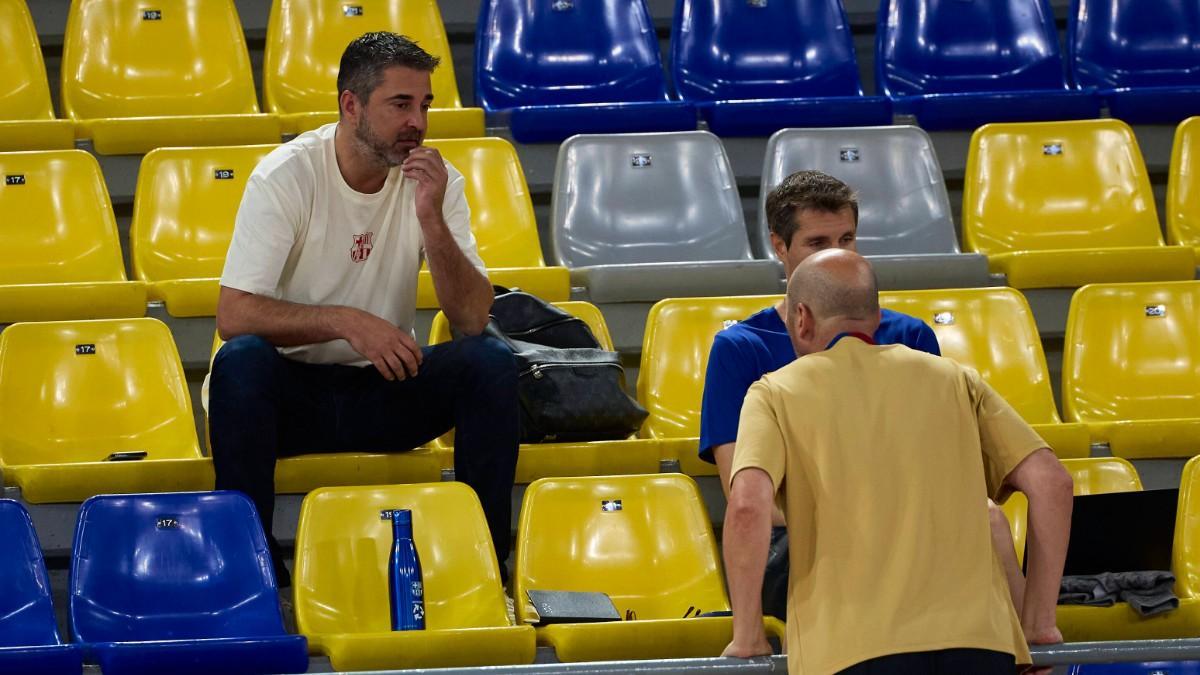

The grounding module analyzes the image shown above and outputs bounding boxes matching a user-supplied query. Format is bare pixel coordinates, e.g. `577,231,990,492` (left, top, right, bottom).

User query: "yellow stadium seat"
1063,281,1200,459
999,456,1142,568
638,295,782,477
0,0,74,151
1052,456,1200,641
263,0,484,138
294,483,535,669
1167,116,1200,258
963,119,1195,289
514,474,784,661
61,0,281,154
131,145,277,317
204,333,449,490
428,302,662,482
0,318,213,503
0,150,147,322
417,138,569,307
879,288,1090,459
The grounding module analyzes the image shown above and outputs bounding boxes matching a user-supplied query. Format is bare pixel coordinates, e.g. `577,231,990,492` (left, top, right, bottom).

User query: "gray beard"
354,115,406,168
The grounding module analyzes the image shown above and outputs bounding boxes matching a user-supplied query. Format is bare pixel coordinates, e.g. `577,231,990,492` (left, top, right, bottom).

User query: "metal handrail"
347,639,1200,674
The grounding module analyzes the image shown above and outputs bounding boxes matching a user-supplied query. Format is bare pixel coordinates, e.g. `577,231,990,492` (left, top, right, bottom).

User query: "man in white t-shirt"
210,32,517,586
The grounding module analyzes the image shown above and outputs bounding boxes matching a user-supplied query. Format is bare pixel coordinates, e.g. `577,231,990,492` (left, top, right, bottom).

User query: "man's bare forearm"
724,468,774,642
423,221,492,335
217,286,348,346
1008,449,1073,633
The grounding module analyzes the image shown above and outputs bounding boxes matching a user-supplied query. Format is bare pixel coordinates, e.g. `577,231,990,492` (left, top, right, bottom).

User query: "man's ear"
791,302,812,340
339,90,359,119
770,232,789,263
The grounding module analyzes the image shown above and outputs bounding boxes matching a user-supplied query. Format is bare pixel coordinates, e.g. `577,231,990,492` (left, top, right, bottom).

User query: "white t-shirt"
221,123,485,366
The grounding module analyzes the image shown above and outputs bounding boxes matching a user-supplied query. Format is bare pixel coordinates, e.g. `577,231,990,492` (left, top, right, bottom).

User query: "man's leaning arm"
1002,448,1072,643
216,286,423,381
721,467,775,658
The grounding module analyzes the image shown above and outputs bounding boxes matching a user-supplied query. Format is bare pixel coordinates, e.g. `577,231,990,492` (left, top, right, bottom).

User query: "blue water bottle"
387,509,426,630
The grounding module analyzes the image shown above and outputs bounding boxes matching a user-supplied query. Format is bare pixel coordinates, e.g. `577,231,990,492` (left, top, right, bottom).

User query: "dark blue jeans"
209,334,519,586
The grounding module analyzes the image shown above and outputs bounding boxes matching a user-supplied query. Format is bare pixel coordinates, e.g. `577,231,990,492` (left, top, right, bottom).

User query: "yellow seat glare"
0,318,200,466
879,288,1061,424
61,0,260,119
964,119,1162,255
638,296,782,439
515,475,727,623
0,0,55,120
1065,281,1200,423
294,483,509,635
132,145,278,282
0,150,126,284
1167,117,1200,249
264,0,463,113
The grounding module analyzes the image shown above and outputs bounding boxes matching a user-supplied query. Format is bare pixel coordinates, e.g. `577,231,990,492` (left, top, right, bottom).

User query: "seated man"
209,33,518,586
722,249,1070,675
701,171,1024,620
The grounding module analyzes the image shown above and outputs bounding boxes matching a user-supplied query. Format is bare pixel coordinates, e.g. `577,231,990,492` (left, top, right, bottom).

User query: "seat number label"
156,517,179,529
143,9,162,20
344,5,364,16
601,499,622,512
631,154,652,168
1146,305,1167,317
75,344,96,355
1043,143,1064,156
5,175,25,186
933,311,955,325
214,169,235,180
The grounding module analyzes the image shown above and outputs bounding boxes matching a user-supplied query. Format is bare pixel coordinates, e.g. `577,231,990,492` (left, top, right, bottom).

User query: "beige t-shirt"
732,337,1045,675
221,122,485,365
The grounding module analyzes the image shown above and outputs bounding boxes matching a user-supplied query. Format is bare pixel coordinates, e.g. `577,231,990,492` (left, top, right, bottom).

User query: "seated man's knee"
456,334,517,381
212,335,280,386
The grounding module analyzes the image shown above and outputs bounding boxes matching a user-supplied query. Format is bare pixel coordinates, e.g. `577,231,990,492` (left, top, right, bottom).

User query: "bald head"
785,249,881,355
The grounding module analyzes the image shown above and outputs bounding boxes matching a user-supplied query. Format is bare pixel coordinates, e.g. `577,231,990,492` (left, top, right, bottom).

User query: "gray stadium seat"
550,131,783,303
757,126,990,290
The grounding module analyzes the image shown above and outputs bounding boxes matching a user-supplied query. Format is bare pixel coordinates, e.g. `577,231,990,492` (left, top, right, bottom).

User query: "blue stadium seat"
70,492,307,675
876,0,1100,130
1069,0,1200,124
1069,663,1200,674
0,500,83,675
475,0,695,142
671,0,891,136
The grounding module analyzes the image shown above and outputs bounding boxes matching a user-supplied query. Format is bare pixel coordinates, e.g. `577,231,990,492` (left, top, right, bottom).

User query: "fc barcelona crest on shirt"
350,232,374,263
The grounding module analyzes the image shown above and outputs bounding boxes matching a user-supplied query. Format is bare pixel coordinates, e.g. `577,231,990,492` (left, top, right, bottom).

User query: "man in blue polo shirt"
702,171,1025,621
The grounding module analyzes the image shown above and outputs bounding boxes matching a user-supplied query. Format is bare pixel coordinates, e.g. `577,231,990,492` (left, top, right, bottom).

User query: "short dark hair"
337,32,440,106
765,170,859,247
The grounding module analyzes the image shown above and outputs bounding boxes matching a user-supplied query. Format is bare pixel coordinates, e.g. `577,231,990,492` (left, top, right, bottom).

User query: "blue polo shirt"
697,306,940,463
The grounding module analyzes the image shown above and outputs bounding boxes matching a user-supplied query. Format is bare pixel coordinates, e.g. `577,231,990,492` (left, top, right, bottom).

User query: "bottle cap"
390,509,412,526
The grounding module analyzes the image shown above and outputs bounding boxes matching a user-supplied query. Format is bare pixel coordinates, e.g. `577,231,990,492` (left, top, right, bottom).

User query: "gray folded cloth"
1059,571,1178,617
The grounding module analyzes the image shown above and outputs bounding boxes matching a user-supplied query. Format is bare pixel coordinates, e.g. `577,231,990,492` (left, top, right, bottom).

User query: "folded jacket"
1059,571,1178,617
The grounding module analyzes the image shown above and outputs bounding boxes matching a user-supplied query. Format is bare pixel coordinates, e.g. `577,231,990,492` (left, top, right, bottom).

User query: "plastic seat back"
1067,457,1143,496
0,150,126,284
638,296,780,439
61,0,260,120
516,474,727,623
964,119,1162,255
264,0,463,114
0,0,55,121
671,0,865,102
1168,116,1200,249
425,138,546,268
0,319,200,466
1070,0,1200,90
758,126,957,258
476,0,670,109
295,483,510,634
132,145,277,283
551,131,752,267
878,0,1071,97
1064,281,1200,425
0,500,62,647
71,491,286,642
879,288,1061,424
